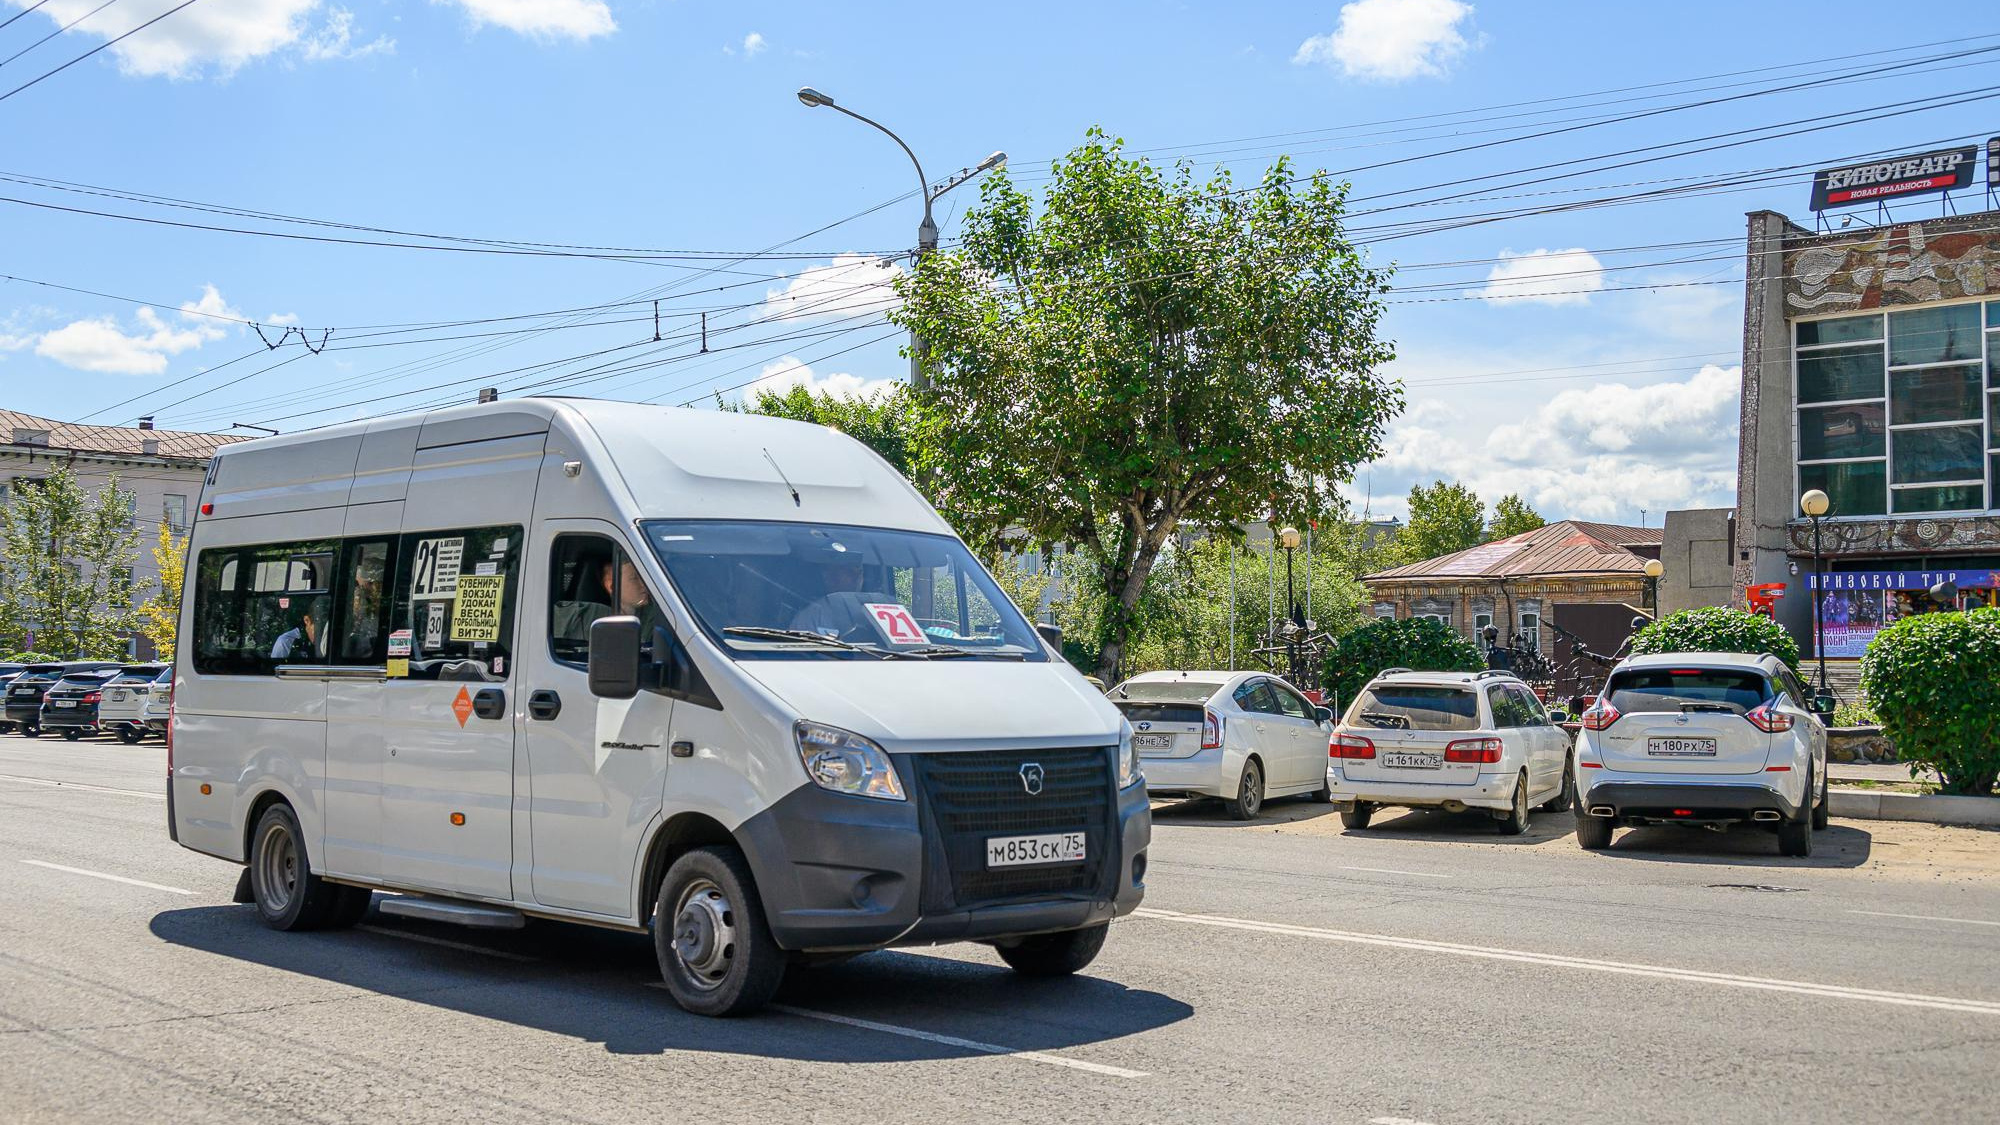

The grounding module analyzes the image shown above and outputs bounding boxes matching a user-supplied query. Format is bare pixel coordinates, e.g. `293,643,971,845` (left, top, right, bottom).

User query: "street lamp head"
1643,558,1664,579
796,87,834,109
1800,488,1831,518
1278,526,1301,550
977,150,1008,173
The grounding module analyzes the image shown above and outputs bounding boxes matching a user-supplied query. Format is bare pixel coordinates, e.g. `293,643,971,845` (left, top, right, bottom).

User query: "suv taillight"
1331,734,1376,759
1444,737,1503,764
1745,702,1793,733
1579,702,1621,731
1201,709,1222,750
81,692,101,704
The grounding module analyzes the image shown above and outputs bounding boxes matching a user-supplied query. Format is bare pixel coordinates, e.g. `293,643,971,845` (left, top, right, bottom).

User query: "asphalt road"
3,732,1998,1125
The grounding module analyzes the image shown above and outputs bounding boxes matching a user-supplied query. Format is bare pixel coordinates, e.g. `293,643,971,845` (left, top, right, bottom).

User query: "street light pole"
1643,558,1664,618
1279,526,1301,685
1801,488,1832,699
796,87,1003,394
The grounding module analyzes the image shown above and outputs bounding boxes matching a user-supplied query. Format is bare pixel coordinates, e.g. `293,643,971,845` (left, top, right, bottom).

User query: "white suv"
1573,652,1829,857
1328,669,1573,834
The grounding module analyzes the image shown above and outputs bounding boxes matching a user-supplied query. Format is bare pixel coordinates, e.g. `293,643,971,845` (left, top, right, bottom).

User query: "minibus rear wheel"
653,845,785,1017
249,803,357,932
996,923,1108,977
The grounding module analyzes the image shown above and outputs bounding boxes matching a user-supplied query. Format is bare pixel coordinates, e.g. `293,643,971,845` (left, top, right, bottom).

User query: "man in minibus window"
271,604,320,660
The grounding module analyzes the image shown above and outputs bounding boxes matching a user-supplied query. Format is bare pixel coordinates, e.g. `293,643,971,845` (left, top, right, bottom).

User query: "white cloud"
30,286,238,375
764,254,903,321
1353,364,1741,523
1294,0,1479,81
741,31,765,57
742,355,898,401
299,6,393,61
439,0,616,41
1472,247,1606,307
266,312,301,326
4,0,393,77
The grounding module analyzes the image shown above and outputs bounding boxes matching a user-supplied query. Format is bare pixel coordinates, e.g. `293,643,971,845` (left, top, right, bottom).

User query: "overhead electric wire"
0,0,199,106
0,0,56,35
0,0,120,70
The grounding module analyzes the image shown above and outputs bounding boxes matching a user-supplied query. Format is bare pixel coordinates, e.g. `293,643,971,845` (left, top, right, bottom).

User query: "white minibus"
168,397,1149,1015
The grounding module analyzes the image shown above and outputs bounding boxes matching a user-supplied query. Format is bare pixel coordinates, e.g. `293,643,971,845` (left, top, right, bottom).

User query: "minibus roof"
206,397,950,536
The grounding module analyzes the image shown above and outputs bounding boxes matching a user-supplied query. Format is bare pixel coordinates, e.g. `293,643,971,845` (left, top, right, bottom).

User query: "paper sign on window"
411,537,464,600
423,601,445,648
864,602,926,646
451,574,505,642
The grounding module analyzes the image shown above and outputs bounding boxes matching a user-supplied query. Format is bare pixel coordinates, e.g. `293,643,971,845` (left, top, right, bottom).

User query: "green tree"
1487,493,1546,541
734,383,914,478
1860,608,2000,796
0,467,142,659
1395,480,1485,564
1627,606,1801,674
140,519,188,662
891,130,1399,681
1324,617,1483,714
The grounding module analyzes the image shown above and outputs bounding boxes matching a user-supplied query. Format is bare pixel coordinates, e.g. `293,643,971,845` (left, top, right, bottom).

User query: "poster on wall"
1808,569,2000,656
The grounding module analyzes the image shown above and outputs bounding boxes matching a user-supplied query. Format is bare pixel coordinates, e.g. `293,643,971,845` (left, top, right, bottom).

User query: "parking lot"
4,729,1998,1125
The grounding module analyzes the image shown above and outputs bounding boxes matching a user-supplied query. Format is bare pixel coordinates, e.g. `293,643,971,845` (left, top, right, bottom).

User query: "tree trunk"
1090,512,1178,684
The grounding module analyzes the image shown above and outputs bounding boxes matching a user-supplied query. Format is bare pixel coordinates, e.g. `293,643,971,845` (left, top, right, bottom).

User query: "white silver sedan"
1108,670,1333,819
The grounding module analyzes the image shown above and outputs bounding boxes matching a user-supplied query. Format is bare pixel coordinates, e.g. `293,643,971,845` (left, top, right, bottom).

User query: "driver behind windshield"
789,553,885,640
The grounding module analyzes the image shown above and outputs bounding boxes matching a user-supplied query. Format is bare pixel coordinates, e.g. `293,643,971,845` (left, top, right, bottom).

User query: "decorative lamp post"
1642,558,1664,617
1800,488,1832,698
796,87,1004,392
1278,526,1303,685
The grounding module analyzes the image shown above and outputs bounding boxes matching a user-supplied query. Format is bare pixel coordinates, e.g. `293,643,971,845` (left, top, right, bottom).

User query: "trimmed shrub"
5,651,54,663
1859,608,2000,796
1325,617,1483,713
1627,606,1800,674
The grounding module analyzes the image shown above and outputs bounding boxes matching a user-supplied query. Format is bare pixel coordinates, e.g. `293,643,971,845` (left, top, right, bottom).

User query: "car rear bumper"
38,708,101,729
5,703,44,724
1579,781,1804,823
1141,748,1232,798
1328,768,1515,811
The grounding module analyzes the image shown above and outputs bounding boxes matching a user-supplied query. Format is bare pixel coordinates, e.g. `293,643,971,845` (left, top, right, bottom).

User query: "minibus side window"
549,535,663,667
386,526,522,681
332,539,394,665
191,539,338,674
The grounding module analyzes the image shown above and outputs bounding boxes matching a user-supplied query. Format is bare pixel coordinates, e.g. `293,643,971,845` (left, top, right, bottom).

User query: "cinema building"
1735,150,2000,666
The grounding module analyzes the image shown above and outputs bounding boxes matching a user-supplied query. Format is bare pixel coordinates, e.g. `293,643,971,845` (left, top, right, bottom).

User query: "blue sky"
4,0,2000,523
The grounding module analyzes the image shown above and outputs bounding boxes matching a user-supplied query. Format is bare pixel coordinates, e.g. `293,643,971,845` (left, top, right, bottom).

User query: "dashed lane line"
1338,865,1452,879
1134,907,2000,1017
1848,909,2000,928
0,773,165,800
643,985,1148,1078
19,859,194,895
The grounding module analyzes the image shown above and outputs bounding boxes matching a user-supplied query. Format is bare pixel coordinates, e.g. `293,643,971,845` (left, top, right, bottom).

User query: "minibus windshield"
644,520,1046,661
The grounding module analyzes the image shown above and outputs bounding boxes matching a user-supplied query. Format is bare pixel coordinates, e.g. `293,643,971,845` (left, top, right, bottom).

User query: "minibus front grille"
910,746,1115,911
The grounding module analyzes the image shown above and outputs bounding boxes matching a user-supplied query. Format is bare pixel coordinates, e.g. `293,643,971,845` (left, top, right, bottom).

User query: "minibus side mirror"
1035,623,1063,652
588,616,643,699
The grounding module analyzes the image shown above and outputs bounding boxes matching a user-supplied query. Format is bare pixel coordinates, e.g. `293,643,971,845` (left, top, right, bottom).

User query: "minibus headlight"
794,721,905,801
1117,718,1143,789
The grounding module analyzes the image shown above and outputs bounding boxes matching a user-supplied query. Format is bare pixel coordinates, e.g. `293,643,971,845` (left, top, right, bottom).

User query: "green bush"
1627,606,1800,674
5,651,54,663
1324,617,1483,713
1859,608,2000,796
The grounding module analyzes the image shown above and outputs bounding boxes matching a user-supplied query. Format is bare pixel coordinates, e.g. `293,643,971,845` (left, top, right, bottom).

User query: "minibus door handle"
471,687,507,720
527,690,562,721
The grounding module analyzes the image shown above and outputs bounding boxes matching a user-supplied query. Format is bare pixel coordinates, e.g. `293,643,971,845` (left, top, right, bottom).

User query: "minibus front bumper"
736,759,1151,953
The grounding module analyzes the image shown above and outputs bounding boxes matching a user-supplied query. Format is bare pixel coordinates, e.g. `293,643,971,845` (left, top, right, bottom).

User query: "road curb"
1830,787,2000,828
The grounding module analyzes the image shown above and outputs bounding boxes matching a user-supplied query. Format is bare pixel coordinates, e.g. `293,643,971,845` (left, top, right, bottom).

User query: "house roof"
0,409,246,463
1364,520,1663,583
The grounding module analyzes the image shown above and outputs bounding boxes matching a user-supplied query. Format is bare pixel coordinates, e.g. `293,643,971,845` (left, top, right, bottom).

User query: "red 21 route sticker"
864,603,926,645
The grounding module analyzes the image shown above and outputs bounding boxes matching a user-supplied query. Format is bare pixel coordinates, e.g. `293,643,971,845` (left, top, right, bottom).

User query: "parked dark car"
39,668,124,740
7,662,122,737
0,663,25,732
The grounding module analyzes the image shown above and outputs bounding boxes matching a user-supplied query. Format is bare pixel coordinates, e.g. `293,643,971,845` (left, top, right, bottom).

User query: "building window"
163,494,187,532
1795,301,1999,517
1518,611,1541,651
1473,611,1493,636
1414,610,1452,628
1374,603,1395,619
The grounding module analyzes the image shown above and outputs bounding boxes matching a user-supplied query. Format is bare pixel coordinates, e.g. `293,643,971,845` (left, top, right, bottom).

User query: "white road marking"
1848,909,2000,928
1338,865,1451,879
1370,1117,1439,1125
1135,908,2000,1017
768,1003,1150,1078
19,859,193,895
0,773,165,801
357,924,538,963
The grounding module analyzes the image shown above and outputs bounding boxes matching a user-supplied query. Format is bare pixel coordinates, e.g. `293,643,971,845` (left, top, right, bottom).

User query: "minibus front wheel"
653,845,785,1017
995,923,1108,977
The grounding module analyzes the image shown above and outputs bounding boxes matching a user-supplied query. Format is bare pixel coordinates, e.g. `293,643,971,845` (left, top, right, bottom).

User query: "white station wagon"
1327,668,1574,834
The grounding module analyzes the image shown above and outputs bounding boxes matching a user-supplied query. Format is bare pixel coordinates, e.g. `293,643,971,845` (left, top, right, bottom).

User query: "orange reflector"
199,783,211,795
450,812,465,826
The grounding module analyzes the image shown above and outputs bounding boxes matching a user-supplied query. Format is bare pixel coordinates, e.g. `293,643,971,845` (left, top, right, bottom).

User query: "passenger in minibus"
270,603,323,660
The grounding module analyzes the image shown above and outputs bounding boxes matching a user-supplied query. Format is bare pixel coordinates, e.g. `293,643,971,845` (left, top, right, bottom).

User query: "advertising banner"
1805,569,2000,657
